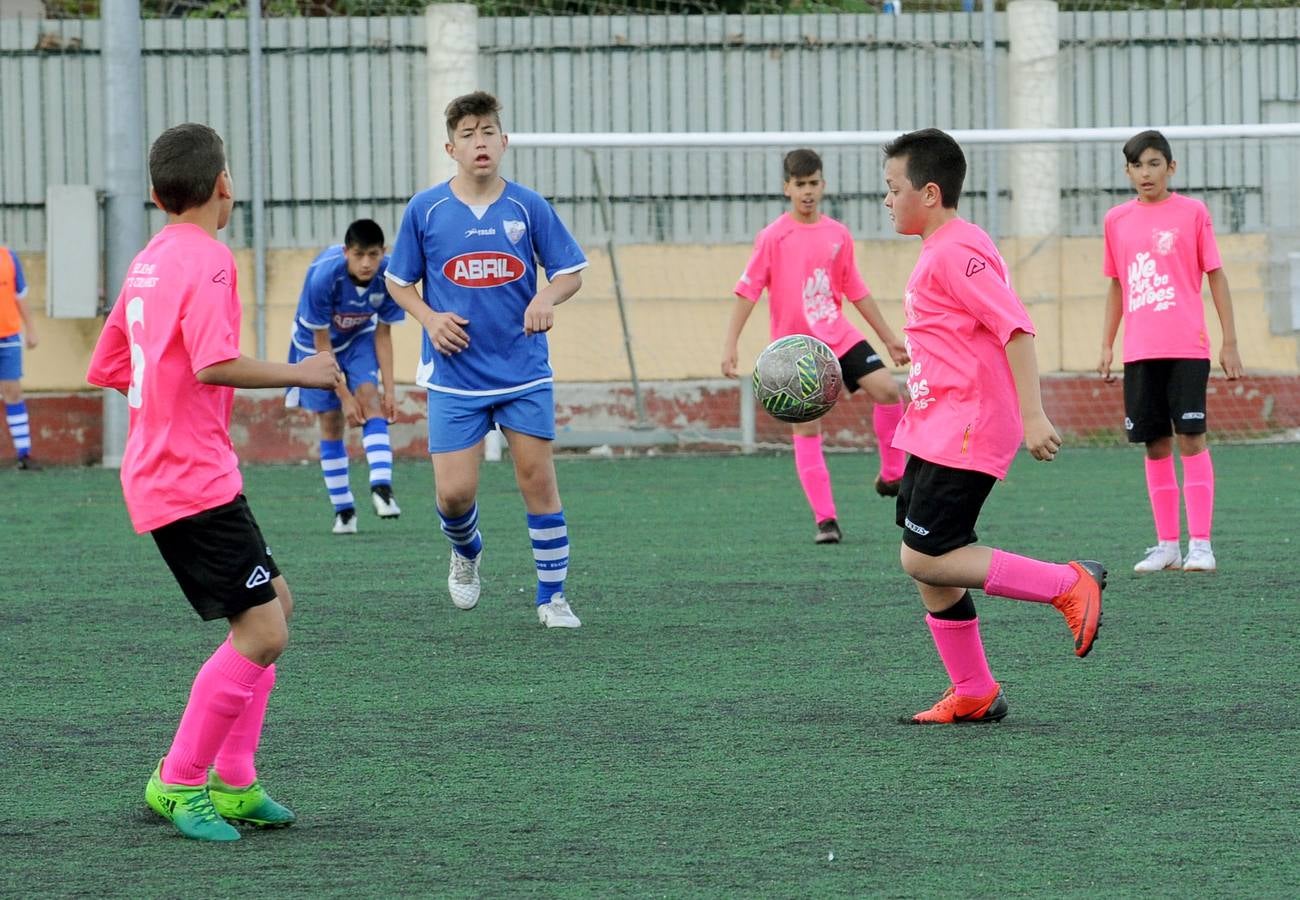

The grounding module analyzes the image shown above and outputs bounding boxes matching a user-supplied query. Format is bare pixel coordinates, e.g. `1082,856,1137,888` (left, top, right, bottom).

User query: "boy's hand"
340,392,365,428
884,336,909,366
1023,411,1062,462
1097,346,1115,383
1220,343,1244,380
423,311,469,355
298,352,343,390
24,330,38,350
720,344,739,379
524,296,555,335
381,391,397,424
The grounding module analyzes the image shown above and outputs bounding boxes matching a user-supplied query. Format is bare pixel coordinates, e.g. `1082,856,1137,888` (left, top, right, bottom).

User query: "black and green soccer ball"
752,334,843,424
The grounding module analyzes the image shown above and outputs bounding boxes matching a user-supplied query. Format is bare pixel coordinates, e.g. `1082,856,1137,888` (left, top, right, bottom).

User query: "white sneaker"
537,595,581,629
1133,541,1181,573
371,485,401,518
448,551,481,610
1183,539,1217,572
332,508,358,535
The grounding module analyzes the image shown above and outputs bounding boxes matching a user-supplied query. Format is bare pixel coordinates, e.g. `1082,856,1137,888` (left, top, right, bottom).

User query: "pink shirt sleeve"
734,230,770,302
941,243,1035,344
836,233,869,302
182,252,242,374
1197,206,1223,273
86,296,132,391
1102,212,1119,279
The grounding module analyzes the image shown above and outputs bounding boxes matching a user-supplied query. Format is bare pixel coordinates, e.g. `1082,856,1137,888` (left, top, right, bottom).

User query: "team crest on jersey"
503,219,527,245
368,292,386,307
1153,228,1179,256
443,251,525,288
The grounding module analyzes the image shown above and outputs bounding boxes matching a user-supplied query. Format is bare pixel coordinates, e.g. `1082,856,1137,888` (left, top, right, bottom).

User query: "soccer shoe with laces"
332,507,358,535
145,760,240,842
1134,542,1181,573
910,683,1008,724
874,475,901,497
1052,560,1106,658
537,594,581,628
448,551,482,610
207,771,296,828
15,456,42,471
370,484,401,519
814,518,842,544
1183,539,1216,573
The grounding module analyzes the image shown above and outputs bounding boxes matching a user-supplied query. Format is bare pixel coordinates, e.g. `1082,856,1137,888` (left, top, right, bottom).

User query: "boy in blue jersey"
0,243,40,469
286,219,406,534
385,91,587,628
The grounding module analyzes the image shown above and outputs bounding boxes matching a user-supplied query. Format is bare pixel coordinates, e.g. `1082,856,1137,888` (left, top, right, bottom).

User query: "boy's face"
446,115,507,179
216,169,234,230
344,244,384,283
1125,147,1176,203
783,170,825,221
883,155,929,236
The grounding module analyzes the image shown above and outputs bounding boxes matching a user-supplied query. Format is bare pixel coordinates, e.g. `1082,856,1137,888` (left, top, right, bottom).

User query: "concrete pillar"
1008,0,1060,236
425,4,479,186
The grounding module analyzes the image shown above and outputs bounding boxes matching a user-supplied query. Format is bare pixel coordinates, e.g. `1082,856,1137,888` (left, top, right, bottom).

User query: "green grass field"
2,445,1297,897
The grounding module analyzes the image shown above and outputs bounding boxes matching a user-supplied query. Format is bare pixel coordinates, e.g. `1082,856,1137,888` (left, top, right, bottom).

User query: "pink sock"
872,401,907,482
793,434,836,523
160,640,268,786
983,548,1079,603
1181,449,1215,540
926,614,997,698
1144,455,1181,542
214,663,276,788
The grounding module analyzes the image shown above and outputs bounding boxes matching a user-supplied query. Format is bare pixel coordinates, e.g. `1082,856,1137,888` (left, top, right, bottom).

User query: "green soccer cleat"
145,761,241,842
207,771,297,828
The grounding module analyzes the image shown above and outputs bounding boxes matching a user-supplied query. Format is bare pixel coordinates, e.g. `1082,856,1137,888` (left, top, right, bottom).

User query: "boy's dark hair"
344,218,384,250
445,91,502,140
1122,129,1173,166
881,128,966,209
783,148,822,180
148,123,226,216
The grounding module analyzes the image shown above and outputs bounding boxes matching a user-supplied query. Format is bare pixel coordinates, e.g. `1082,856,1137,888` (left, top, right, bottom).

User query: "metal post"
101,0,146,468
248,0,268,358
982,0,999,239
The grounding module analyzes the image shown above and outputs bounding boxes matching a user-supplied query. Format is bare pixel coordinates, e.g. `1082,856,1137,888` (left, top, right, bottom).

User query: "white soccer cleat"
448,551,481,610
332,508,358,535
371,485,401,519
1133,541,1181,573
1183,539,1217,573
537,595,581,629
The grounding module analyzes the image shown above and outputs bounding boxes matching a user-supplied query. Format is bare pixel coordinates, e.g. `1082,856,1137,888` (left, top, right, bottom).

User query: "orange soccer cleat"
1052,560,1106,658
910,683,1008,724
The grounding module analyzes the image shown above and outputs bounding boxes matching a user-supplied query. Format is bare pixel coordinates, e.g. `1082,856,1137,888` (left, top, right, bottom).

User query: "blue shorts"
0,339,22,381
427,382,555,454
284,337,380,413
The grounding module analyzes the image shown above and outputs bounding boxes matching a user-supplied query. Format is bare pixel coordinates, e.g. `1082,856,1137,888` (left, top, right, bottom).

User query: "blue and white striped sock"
362,417,393,488
439,504,483,560
5,401,31,458
320,439,354,512
527,510,568,606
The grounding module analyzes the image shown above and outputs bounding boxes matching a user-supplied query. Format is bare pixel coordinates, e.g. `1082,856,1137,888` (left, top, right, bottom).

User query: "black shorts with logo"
1122,358,1211,443
895,455,998,556
838,340,887,394
151,495,281,621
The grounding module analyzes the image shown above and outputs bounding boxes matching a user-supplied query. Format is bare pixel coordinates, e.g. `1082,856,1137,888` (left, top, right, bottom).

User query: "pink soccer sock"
160,639,268,786
1181,449,1215,540
213,663,276,788
1144,455,1181,542
872,401,907,483
983,548,1079,603
793,434,836,523
926,614,997,698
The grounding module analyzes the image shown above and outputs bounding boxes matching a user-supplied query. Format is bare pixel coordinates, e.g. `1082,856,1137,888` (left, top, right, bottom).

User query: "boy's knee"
899,544,938,583
863,371,900,404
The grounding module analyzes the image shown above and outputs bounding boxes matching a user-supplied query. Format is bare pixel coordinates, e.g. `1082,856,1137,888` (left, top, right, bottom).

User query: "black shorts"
1123,358,1211,443
838,340,887,394
151,495,282,621
895,455,998,556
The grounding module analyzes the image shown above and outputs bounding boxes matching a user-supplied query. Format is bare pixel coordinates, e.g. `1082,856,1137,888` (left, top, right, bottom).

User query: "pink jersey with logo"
891,218,1036,479
1102,193,1222,363
86,223,244,533
734,213,870,356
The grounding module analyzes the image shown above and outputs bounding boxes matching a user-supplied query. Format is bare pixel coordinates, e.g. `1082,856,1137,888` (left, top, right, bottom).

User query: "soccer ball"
752,334,843,423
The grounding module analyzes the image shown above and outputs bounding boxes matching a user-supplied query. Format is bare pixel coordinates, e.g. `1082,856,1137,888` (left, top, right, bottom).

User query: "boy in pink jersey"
722,148,909,545
86,123,341,842
1098,130,1244,575
883,128,1106,724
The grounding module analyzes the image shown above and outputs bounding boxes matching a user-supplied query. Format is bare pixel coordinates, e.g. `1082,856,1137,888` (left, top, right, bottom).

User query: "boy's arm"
1004,330,1062,462
1097,278,1123,382
1206,268,1243,379
386,276,470,356
375,322,397,422
849,295,908,365
15,296,37,350
197,353,341,390
523,271,582,336
720,296,757,378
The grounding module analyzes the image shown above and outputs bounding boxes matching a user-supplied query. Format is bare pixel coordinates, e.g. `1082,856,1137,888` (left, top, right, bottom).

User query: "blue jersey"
291,245,405,354
386,180,587,396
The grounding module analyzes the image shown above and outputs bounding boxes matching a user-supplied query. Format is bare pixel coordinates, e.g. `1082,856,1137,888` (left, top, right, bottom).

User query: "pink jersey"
891,218,1036,479
1102,193,1222,363
86,223,244,533
734,213,871,356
